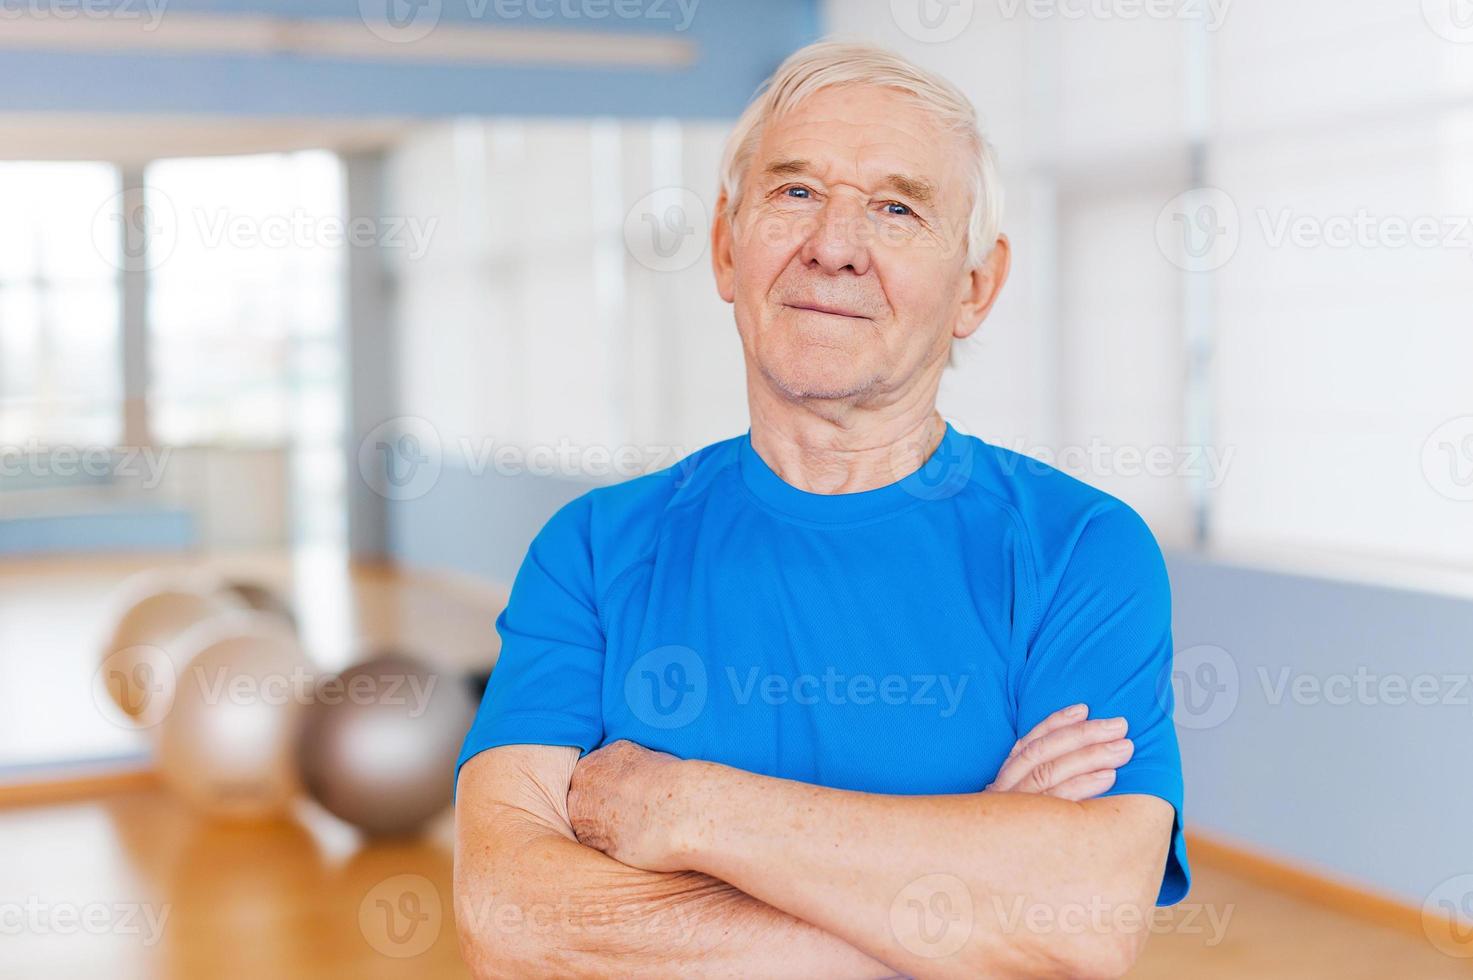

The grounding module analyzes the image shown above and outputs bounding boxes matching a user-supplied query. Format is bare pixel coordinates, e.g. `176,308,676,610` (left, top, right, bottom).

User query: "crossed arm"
454,706,1173,979
455,742,897,979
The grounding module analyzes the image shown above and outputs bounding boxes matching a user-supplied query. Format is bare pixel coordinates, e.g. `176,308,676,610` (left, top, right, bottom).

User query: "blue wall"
1168,552,1473,906
0,451,196,555
0,0,820,118
387,459,599,584
0,508,195,556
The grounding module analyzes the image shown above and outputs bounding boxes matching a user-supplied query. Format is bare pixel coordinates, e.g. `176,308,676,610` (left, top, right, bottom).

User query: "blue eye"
884,202,913,217
784,186,811,199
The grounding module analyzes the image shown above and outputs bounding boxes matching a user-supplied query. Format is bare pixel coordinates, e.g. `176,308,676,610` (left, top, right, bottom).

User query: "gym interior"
2,2,1471,978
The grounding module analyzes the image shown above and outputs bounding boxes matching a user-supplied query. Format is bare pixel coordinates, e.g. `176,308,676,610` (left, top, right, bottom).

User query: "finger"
1015,738,1134,795
992,719,1129,791
1004,703,1088,763
992,717,1128,791
1046,768,1118,802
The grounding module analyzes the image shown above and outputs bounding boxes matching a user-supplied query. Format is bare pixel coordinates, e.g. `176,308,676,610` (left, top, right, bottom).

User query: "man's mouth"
783,301,869,320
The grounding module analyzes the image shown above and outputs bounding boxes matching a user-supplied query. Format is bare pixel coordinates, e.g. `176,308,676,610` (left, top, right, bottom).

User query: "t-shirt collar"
736,420,973,524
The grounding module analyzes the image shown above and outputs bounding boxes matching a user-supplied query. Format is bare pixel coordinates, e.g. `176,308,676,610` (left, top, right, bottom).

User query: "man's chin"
759,359,878,403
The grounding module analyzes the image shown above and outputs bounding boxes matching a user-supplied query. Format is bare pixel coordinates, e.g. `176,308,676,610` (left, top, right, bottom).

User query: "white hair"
717,39,1004,270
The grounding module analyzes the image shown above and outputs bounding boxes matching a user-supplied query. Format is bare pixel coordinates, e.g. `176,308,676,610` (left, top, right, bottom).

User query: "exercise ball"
99,572,244,727
156,612,314,821
217,579,297,633
297,652,477,837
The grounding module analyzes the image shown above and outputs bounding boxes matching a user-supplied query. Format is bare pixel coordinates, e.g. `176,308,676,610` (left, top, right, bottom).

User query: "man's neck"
746,394,948,495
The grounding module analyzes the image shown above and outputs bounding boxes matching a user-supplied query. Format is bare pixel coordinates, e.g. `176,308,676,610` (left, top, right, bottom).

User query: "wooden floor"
0,787,465,980
2,784,1469,979
1,552,1469,978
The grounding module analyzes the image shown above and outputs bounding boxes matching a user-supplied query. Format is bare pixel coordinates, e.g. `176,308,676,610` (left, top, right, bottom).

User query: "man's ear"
954,232,1011,341
711,189,736,304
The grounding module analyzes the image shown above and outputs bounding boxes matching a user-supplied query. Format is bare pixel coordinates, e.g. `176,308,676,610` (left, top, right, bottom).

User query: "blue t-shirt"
457,421,1190,905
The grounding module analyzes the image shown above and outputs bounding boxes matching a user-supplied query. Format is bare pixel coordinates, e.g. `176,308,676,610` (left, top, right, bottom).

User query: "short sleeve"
1016,503,1191,906
455,495,606,787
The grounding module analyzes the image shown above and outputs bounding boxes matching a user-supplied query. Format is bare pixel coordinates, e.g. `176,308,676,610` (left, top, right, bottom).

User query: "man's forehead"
752,91,962,203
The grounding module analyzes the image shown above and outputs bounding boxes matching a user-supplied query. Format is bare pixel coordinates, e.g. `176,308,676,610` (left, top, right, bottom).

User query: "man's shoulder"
958,431,1131,522
956,431,1164,579
536,434,743,558
584,433,742,517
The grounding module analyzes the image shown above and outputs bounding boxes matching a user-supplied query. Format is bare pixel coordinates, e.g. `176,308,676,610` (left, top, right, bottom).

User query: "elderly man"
454,40,1188,979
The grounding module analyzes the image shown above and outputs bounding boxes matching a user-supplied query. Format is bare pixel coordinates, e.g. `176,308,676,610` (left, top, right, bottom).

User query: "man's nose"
797,195,872,276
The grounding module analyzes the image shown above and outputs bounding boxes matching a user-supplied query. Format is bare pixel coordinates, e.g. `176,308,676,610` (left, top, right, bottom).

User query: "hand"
567,739,687,872
985,703,1133,800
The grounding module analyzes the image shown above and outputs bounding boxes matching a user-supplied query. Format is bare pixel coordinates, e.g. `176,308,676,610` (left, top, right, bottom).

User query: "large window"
0,151,348,550
145,151,346,449
0,162,123,446
144,151,348,548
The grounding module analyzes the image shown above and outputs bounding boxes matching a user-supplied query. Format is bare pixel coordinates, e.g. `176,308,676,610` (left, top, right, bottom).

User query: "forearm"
671,762,1167,980
455,749,898,979
457,809,897,978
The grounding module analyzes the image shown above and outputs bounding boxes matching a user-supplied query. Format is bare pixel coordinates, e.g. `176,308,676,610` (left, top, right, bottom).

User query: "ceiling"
0,113,420,164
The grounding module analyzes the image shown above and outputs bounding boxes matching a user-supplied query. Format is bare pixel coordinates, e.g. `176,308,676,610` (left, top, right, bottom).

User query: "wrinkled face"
714,84,1000,406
